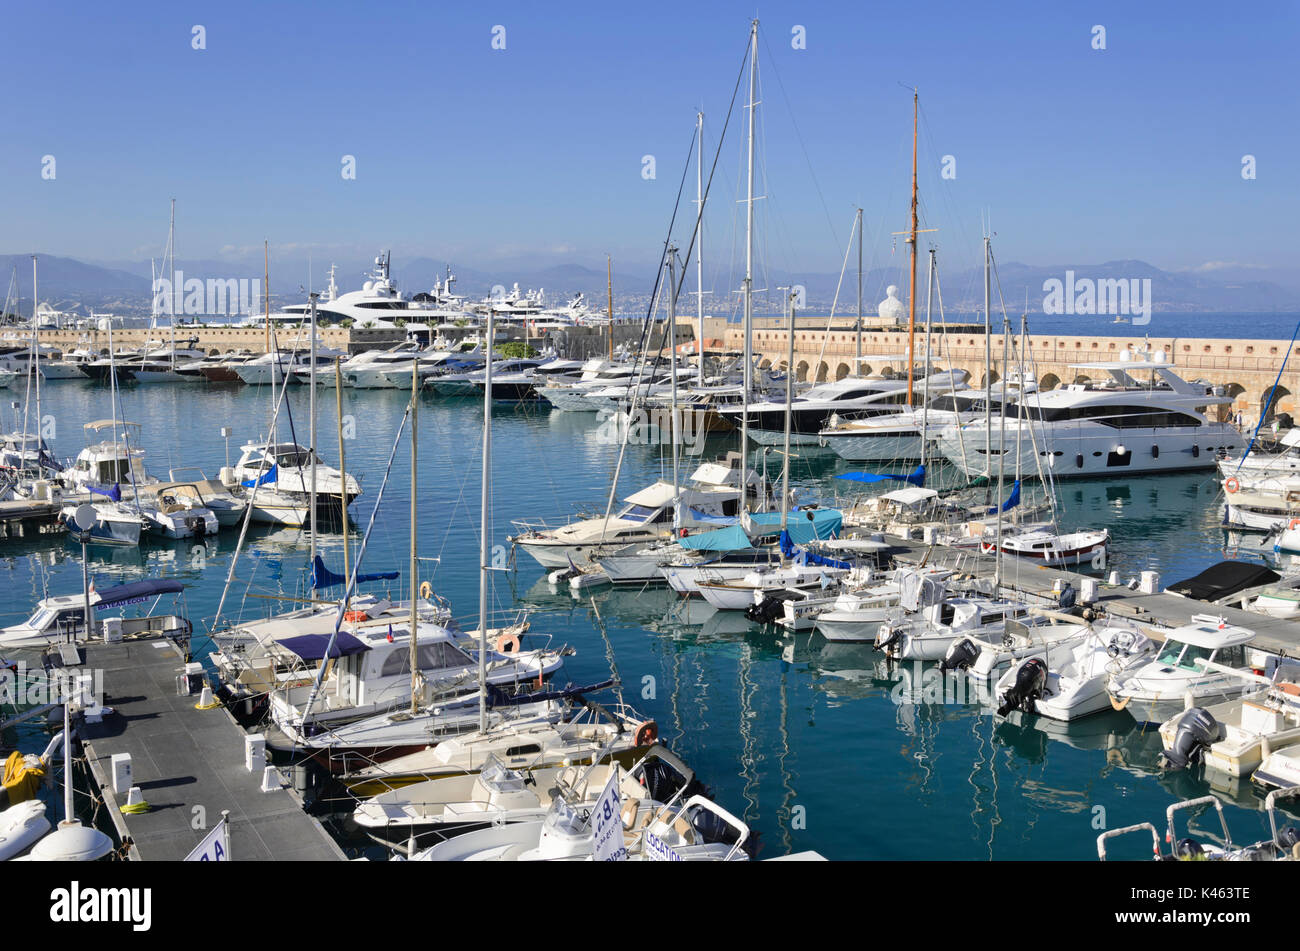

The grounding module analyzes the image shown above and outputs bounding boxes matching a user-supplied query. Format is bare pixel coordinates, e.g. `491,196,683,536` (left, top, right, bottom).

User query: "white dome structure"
878,285,907,324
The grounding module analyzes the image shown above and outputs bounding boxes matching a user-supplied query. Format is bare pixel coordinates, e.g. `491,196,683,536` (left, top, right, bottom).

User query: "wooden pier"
77,635,345,861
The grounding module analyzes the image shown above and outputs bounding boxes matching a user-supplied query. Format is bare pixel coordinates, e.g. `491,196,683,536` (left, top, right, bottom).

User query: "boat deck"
78,635,345,861
886,535,1300,657
0,498,61,536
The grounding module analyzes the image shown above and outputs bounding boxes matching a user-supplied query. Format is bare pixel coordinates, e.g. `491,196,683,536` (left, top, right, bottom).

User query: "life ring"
980,542,997,555
1225,476,1240,494
633,720,658,747
496,632,520,653
1289,518,1300,532
343,610,367,623
418,581,433,599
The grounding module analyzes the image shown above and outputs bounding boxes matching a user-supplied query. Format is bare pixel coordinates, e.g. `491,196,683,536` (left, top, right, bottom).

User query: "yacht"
721,370,969,446
819,381,1027,462
60,420,155,494
935,351,1243,479
229,440,361,510
0,579,190,650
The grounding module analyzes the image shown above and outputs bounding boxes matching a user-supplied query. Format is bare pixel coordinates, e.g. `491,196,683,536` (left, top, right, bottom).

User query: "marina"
0,8,1297,926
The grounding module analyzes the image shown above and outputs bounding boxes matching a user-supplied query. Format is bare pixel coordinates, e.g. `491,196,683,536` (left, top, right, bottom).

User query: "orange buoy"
344,610,367,623
1225,476,1240,494
496,632,521,653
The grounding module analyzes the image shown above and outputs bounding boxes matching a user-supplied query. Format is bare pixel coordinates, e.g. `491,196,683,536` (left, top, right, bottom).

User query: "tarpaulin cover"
750,508,843,545
836,464,926,488
240,464,278,489
1166,561,1280,602
987,480,1021,514
676,524,753,551
88,483,121,502
778,530,852,569
94,578,183,606
277,630,371,661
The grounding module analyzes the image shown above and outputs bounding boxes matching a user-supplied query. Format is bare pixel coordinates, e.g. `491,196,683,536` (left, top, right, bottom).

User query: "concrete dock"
77,635,345,861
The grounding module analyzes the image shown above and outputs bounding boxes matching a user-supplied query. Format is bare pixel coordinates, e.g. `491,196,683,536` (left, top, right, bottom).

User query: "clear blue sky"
2,0,1296,284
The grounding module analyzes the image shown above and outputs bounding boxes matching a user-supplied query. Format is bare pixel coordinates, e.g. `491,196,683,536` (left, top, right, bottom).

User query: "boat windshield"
27,606,55,629
543,797,590,836
1156,641,1214,671
617,504,662,524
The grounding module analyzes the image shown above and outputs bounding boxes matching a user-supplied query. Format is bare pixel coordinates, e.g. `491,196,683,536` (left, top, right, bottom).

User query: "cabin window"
505,744,542,757
1156,642,1184,666
1215,645,1245,668
939,604,955,626
1175,645,1214,672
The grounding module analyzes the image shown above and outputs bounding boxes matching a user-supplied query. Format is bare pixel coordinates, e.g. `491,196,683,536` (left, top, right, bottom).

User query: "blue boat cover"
687,508,740,525
749,508,843,545
779,530,853,569
88,483,122,502
93,578,183,608
676,524,753,551
309,555,399,590
240,464,278,489
986,479,1021,515
278,630,370,661
835,464,926,488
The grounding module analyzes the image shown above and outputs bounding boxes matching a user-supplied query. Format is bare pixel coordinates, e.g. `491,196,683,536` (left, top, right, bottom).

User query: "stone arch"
1039,372,1060,391
814,361,830,382
758,357,772,369
1262,385,1291,422
796,360,810,382
980,369,1000,387
835,362,851,381
1072,374,1091,386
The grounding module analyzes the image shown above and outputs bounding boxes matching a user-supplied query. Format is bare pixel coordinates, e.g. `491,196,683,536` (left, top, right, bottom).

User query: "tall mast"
31,255,39,464
309,293,318,569
855,207,863,364
408,358,419,716
983,233,992,479
606,255,614,362
906,89,918,408
780,287,796,530
667,248,680,524
922,248,935,469
264,240,271,355
478,306,494,734
169,198,177,370
741,18,758,466
335,358,350,612
696,110,706,387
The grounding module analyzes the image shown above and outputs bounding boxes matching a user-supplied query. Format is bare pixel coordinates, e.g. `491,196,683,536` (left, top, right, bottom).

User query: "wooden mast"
906,88,919,408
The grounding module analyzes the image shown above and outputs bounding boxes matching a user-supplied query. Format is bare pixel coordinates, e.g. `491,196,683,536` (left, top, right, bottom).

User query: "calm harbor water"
1,378,1287,860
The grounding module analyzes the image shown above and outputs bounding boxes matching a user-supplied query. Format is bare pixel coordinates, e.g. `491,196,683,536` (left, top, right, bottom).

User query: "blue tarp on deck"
278,630,370,661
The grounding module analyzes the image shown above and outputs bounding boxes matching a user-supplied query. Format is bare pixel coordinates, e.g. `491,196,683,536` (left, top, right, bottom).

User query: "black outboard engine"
1276,826,1300,852
1173,838,1206,860
940,637,981,673
744,594,785,625
1161,707,1220,769
874,624,901,654
996,657,1048,717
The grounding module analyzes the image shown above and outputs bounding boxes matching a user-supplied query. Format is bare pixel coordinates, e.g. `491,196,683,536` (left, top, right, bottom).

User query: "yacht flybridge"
936,351,1242,479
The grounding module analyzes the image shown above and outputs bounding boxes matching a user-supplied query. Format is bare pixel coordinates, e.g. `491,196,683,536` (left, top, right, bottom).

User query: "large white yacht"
230,440,361,510
934,351,1243,479
720,370,969,445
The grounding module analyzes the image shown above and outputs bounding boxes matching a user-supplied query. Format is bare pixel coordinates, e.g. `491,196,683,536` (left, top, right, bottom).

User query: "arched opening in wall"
1262,385,1291,423
1072,374,1091,386
796,360,810,382
758,357,772,369
815,361,829,382
1220,383,1247,424
1039,373,1060,391
980,370,1001,387
856,364,872,377
835,362,850,380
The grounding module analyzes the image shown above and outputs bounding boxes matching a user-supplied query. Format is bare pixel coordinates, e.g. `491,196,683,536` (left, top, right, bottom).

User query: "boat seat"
1278,683,1300,697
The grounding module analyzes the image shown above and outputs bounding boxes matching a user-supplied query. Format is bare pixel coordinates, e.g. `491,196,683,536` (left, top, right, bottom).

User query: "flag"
386,624,394,643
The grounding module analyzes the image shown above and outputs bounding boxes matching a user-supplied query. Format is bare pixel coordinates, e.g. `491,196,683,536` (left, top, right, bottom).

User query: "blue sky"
2,1,1296,286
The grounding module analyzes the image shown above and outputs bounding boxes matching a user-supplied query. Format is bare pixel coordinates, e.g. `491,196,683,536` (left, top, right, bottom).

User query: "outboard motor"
940,637,981,673
1275,826,1300,851
874,623,902,654
1173,838,1207,860
996,657,1048,717
744,594,785,625
1161,707,1220,769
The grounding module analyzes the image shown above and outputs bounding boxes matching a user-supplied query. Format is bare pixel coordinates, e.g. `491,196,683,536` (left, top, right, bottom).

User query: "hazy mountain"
6,252,1297,317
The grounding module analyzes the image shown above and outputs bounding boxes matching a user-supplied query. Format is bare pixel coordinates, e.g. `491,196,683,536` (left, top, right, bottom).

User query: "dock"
887,534,1300,657
77,635,345,861
0,498,62,537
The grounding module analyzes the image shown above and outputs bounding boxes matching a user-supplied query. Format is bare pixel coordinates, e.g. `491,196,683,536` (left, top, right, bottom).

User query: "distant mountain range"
0,252,1295,318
